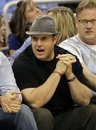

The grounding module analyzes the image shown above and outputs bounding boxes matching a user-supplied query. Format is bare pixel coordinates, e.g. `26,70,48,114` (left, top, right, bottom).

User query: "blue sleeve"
8,34,22,50
10,36,32,65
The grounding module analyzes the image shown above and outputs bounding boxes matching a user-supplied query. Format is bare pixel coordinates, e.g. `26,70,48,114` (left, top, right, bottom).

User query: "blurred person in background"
8,0,42,56
0,14,38,130
48,6,77,44
59,0,96,97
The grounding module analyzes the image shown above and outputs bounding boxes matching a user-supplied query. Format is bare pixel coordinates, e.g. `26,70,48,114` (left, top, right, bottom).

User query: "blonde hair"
48,6,77,45
76,0,96,17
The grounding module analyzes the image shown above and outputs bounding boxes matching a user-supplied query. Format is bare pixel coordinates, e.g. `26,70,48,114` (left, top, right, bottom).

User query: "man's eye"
81,20,88,23
33,37,38,41
42,37,46,40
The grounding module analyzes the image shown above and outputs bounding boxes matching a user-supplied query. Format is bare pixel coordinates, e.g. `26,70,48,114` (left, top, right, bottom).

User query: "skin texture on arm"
22,68,63,108
22,54,92,108
59,39,96,91
57,54,92,106
81,62,96,89
66,73,92,105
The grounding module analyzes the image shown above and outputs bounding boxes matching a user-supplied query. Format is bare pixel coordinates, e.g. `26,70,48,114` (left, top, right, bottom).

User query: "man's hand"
1,90,21,113
55,60,67,75
56,54,76,77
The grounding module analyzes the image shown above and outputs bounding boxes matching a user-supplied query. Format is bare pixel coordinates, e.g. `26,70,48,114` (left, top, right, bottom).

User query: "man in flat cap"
12,15,96,130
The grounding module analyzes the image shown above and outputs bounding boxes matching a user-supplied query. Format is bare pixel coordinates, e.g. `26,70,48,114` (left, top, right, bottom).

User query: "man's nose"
86,22,93,28
37,39,42,46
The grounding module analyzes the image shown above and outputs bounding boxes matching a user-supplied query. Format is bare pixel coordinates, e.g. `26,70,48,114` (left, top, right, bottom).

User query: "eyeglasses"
78,19,96,26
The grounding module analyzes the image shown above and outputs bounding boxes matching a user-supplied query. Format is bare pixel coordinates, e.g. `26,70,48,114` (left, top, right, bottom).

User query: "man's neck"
78,34,96,45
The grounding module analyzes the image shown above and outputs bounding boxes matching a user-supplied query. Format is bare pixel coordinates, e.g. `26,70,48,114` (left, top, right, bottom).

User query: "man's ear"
53,35,59,45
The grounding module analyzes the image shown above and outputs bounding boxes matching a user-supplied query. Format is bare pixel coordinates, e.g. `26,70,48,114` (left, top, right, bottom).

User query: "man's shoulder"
58,35,82,52
13,45,34,67
60,35,78,45
55,45,74,55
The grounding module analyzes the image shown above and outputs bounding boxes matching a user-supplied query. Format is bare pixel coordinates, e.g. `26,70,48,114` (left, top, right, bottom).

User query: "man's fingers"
63,59,76,66
2,103,12,113
57,54,75,59
10,103,21,108
2,103,21,113
57,54,76,63
10,107,21,113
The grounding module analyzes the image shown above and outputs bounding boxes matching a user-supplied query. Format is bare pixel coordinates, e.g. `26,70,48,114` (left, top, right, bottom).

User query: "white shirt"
0,52,22,100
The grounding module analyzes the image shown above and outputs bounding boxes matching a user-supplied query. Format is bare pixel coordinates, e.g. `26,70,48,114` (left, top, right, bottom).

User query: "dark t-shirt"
12,45,90,116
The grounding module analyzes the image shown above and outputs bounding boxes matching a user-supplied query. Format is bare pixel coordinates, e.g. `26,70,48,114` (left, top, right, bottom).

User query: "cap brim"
26,31,59,35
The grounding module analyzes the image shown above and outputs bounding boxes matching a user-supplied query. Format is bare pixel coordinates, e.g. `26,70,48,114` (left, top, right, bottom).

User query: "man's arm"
82,62,96,88
59,40,96,91
66,72,92,105
22,61,67,108
57,54,92,106
22,54,92,108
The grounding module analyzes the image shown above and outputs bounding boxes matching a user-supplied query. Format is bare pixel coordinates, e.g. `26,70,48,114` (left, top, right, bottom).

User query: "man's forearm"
85,73,96,89
22,71,61,108
81,62,96,89
68,76,92,106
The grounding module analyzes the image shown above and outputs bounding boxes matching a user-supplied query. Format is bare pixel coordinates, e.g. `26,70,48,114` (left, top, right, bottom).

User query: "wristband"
53,70,62,77
67,76,76,82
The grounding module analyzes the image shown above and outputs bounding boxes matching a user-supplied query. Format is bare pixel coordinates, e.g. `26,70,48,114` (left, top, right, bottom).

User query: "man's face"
31,34,57,61
76,8,96,45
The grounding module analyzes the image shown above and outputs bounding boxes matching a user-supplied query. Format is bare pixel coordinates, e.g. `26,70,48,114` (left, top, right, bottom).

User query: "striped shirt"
59,35,96,74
